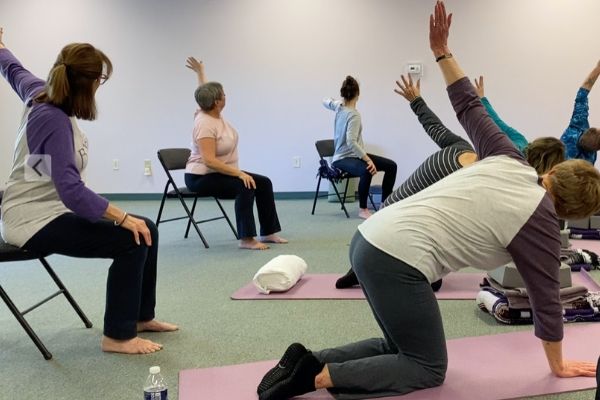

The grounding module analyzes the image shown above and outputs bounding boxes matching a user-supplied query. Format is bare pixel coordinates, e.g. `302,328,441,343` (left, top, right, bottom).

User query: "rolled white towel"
253,255,308,294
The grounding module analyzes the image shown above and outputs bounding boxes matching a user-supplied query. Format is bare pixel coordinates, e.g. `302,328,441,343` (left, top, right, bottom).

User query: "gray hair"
194,82,224,111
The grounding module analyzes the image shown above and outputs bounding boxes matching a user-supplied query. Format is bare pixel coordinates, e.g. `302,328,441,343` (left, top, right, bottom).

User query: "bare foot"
259,234,289,244
137,319,179,333
239,238,269,250
358,208,372,219
101,336,163,354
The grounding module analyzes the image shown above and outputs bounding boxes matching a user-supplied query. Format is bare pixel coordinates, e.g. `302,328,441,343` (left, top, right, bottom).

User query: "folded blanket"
252,255,308,294
570,227,600,240
561,248,599,271
477,289,600,325
481,277,588,309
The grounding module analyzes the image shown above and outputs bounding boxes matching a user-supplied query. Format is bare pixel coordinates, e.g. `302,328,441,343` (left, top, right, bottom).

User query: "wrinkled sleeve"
31,111,109,220
323,97,342,111
410,96,472,150
560,88,591,160
507,197,563,342
448,78,524,162
0,48,45,102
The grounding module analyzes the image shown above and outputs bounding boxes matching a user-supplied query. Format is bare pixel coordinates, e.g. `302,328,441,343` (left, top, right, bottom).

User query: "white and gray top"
359,77,563,342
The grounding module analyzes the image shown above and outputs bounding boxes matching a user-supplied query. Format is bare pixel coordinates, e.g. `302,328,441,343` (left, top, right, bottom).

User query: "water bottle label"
144,389,167,400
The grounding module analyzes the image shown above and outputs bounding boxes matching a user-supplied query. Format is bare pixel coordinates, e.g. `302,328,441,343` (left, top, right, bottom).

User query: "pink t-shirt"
186,110,239,175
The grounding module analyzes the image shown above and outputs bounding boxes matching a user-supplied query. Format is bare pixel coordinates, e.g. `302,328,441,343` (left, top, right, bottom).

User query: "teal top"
480,97,529,154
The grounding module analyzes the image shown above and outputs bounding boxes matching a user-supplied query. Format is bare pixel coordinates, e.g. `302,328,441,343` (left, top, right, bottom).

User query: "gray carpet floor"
0,199,597,399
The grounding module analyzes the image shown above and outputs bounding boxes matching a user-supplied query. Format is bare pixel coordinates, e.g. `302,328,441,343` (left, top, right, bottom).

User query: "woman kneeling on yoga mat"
257,2,599,399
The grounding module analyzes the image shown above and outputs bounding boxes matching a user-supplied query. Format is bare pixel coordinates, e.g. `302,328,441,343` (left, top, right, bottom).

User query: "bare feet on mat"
358,208,372,219
137,319,179,332
101,336,163,354
240,238,270,250
260,234,289,244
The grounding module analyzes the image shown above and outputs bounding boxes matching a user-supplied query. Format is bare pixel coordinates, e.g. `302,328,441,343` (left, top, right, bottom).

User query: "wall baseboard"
101,192,325,201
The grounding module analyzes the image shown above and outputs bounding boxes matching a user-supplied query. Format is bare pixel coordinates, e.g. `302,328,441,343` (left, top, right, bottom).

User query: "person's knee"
135,215,159,244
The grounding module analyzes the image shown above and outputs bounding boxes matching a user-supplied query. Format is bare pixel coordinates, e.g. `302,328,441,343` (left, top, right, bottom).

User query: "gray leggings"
314,231,447,399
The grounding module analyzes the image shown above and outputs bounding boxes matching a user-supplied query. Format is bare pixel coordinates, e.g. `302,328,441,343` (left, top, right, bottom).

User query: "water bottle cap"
149,366,161,374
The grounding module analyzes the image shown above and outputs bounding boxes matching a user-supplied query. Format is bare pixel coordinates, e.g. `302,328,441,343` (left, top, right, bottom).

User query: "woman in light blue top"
323,76,397,219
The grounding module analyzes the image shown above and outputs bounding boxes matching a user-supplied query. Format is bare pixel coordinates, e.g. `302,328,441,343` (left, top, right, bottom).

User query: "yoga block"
560,229,570,249
567,218,589,229
488,262,572,289
590,216,600,229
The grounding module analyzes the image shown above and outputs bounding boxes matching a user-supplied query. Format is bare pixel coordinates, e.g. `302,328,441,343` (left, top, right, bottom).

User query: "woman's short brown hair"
548,159,600,219
35,43,112,120
525,137,565,175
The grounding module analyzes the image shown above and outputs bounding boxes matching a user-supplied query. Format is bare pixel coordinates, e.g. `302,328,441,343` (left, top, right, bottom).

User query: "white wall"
1,0,599,193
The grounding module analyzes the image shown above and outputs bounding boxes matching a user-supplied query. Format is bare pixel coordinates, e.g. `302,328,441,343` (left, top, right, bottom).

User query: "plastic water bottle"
144,366,168,400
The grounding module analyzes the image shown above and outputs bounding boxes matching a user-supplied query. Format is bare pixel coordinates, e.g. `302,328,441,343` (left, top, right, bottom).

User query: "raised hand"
0,27,5,49
474,76,484,98
429,1,452,57
394,74,421,102
186,56,206,85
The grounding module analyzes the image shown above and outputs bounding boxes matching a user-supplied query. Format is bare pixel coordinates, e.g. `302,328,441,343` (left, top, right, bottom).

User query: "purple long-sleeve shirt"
0,48,108,246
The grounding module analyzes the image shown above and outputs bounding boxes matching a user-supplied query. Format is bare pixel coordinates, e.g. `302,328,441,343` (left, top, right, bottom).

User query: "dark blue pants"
185,172,281,238
332,154,397,208
23,213,158,340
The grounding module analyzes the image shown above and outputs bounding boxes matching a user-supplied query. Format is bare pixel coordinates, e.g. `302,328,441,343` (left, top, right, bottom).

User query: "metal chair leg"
184,197,198,238
0,284,53,360
311,176,322,215
214,198,239,239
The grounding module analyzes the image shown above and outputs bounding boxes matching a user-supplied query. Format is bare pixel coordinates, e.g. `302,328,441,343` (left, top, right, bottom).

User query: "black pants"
23,213,158,340
333,154,397,208
185,172,281,238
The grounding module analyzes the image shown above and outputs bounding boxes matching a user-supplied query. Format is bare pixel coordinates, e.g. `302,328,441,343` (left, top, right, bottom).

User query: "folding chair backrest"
157,148,191,171
315,139,335,159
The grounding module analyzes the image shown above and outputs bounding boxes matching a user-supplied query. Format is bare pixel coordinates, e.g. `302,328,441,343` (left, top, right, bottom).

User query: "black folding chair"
155,148,238,248
0,190,92,360
311,139,377,218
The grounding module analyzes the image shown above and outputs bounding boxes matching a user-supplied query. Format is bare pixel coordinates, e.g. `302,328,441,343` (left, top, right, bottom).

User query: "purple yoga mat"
231,271,600,300
179,323,600,400
571,238,600,254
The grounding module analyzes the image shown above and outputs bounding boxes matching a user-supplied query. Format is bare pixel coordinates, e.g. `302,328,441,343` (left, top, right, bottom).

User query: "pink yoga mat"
231,271,600,300
179,324,600,400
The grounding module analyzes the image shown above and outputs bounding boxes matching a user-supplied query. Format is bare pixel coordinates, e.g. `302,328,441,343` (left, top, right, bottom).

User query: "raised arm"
0,28,45,102
323,97,342,111
429,1,521,161
474,76,529,154
581,60,600,91
431,0,595,379
186,56,207,86
395,74,469,149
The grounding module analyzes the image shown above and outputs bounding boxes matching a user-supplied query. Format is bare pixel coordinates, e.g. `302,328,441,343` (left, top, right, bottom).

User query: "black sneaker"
259,353,323,400
335,268,359,289
257,343,309,395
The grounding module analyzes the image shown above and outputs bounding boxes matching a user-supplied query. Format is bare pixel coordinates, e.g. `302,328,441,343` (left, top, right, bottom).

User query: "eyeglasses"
99,74,108,85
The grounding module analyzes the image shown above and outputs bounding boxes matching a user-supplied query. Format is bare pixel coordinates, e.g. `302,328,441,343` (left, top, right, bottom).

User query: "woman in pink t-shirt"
184,57,287,250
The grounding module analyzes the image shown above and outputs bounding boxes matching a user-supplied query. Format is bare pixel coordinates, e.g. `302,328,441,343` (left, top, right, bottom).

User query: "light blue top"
323,98,367,162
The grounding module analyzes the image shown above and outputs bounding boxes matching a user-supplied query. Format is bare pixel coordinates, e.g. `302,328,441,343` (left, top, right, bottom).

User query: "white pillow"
253,255,308,294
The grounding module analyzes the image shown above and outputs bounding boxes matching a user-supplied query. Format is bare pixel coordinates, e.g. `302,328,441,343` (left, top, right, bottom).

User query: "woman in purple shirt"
0,28,177,355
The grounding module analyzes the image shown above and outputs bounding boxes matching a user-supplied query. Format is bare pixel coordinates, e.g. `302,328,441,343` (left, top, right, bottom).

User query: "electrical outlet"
112,159,119,170
144,159,152,176
292,156,301,168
